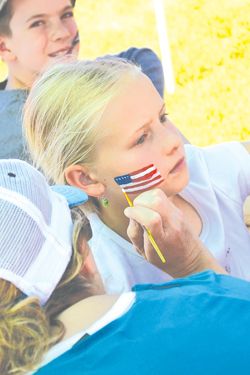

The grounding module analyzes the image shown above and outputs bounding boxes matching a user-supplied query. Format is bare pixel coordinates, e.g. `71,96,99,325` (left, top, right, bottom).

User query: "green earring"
100,196,109,208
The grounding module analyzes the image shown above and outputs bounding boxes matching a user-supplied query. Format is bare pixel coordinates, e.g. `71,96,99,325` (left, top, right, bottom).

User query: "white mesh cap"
0,159,73,305
0,0,8,12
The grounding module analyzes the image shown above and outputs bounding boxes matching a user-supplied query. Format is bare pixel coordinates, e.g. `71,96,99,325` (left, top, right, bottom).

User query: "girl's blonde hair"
0,208,95,375
24,58,141,187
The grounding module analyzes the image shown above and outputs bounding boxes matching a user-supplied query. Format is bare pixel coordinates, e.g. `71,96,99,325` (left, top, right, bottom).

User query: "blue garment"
36,271,250,375
0,89,29,159
0,48,164,159
114,47,164,97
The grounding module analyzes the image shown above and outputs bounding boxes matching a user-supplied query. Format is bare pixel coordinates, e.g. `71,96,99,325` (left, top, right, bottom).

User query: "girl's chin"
160,177,189,197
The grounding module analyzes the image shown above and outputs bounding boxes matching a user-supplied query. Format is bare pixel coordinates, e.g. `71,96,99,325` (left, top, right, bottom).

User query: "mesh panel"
0,199,45,277
0,161,51,225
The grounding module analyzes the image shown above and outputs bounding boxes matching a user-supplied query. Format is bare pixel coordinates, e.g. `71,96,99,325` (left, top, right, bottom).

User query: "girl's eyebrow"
26,5,73,23
134,103,166,134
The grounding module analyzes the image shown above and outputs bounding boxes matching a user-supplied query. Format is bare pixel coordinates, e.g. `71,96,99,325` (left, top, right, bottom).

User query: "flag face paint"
114,164,164,194
114,164,167,263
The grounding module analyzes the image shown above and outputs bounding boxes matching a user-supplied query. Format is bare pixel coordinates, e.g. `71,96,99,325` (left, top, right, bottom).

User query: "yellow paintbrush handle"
123,190,166,263
145,227,166,263
123,191,133,207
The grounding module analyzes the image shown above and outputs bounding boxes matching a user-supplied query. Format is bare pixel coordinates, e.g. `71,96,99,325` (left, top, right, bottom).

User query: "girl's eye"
30,20,44,28
136,133,147,145
160,113,169,124
62,11,74,19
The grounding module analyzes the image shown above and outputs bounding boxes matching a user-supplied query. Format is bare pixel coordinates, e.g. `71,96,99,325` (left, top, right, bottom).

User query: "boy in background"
0,0,164,159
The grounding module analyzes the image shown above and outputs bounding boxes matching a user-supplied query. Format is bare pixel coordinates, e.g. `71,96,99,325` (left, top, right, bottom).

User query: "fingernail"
124,208,130,217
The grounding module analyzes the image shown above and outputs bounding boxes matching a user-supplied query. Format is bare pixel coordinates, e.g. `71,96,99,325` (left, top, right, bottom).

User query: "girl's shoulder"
185,141,248,162
185,141,249,176
184,142,250,201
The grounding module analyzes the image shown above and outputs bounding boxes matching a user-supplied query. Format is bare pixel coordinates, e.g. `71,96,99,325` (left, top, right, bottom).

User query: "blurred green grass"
1,0,249,146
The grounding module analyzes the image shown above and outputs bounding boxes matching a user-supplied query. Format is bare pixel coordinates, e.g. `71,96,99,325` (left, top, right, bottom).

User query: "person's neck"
5,76,29,90
58,294,119,341
98,193,184,242
99,198,131,242
5,68,34,90
98,192,198,242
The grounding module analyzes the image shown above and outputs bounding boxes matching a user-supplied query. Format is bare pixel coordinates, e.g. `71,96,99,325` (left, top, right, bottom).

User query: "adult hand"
124,189,226,278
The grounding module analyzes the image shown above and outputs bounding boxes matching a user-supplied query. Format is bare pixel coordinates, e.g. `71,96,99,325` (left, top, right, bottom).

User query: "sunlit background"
1,0,249,145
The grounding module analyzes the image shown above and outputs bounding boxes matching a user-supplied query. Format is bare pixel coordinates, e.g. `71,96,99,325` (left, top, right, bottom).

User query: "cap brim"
51,185,88,208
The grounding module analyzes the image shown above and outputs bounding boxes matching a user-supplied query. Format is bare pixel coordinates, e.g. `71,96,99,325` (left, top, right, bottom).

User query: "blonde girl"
24,58,250,292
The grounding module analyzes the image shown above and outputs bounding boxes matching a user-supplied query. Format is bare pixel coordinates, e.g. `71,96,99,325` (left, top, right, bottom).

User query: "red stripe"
123,175,163,192
131,169,158,183
130,164,154,177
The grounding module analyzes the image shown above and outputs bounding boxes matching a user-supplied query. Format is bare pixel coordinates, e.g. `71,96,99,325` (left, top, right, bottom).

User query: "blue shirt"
36,271,250,374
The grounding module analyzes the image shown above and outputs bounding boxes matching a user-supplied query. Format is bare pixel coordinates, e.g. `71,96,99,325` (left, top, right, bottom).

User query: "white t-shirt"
89,142,250,293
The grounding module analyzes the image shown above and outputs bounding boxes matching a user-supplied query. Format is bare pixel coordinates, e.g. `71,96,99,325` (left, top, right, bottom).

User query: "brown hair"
0,0,13,36
0,207,96,375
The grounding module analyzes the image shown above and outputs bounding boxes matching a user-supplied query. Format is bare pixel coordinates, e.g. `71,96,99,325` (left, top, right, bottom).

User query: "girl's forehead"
101,74,163,131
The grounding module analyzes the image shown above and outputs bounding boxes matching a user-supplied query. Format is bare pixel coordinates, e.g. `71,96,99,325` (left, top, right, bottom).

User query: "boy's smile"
1,0,79,88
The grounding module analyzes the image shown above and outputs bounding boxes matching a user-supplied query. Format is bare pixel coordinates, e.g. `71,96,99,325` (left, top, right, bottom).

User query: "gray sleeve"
105,47,164,98
0,90,29,160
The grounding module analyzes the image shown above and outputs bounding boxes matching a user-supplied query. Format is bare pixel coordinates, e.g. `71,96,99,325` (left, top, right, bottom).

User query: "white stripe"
124,177,163,193
120,171,161,188
130,165,156,180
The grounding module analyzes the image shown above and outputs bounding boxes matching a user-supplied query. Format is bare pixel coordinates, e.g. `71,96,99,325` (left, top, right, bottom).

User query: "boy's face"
2,0,79,87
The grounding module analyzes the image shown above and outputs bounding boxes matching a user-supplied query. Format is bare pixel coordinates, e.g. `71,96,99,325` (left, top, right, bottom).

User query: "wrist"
169,241,227,278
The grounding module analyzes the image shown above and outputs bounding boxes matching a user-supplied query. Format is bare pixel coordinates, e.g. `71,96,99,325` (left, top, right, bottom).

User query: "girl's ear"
65,164,105,198
0,37,16,62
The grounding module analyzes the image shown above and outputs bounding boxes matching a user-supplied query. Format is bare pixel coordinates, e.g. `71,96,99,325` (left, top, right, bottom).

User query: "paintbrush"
114,164,166,263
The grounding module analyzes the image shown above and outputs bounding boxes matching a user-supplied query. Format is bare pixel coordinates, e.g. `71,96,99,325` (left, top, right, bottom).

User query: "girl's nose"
159,120,182,155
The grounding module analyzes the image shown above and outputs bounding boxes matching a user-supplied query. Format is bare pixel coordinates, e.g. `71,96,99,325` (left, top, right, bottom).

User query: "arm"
115,47,164,98
124,188,227,278
0,90,28,159
244,196,250,230
241,140,250,153
241,140,250,229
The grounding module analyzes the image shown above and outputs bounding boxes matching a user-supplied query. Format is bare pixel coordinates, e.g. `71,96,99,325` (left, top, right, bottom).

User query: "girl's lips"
169,157,186,174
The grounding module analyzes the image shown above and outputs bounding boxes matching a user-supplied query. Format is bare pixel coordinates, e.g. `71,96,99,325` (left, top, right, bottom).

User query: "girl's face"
93,73,189,202
4,0,79,87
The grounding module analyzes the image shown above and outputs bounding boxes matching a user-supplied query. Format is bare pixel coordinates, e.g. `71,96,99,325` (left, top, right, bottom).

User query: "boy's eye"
136,133,147,145
30,20,44,28
160,113,169,124
62,11,74,19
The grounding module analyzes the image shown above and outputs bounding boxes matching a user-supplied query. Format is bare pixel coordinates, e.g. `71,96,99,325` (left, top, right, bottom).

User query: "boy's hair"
0,0,76,36
24,58,141,210
0,0,12,35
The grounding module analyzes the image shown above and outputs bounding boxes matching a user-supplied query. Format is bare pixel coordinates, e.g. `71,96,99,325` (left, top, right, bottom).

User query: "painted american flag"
114,164,164,194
